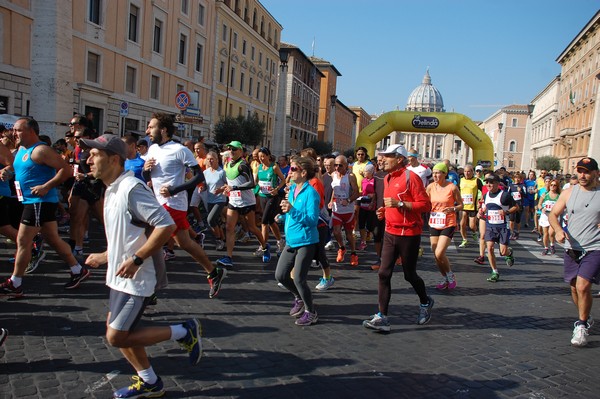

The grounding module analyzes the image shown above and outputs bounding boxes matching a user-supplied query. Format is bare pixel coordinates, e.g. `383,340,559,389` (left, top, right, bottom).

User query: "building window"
176,84,184,93
511,118,518,127
179,34,187,64
219,61,225,83
258,51,262,66
218,99,223,116
242,40,247,55
222,24,228,42
256,81,260,100
181,0,189,14
198,3,205,25
233,32,238,49
195,44,204,73
125,66,136,93
153,19,162,53
150,75,160,100
509,141,517,152
230,67,236,87
239,72,245,92
89,0,101,25
248,77,253,96
87,52,100,83
128,4,139,42
251,46,255,61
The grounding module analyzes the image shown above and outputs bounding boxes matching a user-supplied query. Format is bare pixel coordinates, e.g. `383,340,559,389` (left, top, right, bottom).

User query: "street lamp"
279,48,289,67
498,122,504,167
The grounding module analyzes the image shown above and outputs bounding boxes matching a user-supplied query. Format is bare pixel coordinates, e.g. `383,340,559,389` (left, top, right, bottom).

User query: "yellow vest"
459,177,479,211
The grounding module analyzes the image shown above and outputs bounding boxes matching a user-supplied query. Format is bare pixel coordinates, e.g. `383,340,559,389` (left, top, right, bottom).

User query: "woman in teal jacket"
275,156,320,326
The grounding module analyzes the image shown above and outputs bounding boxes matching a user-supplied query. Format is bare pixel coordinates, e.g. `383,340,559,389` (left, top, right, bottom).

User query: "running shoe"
417,296,434,325
336,248,346,263
33,233,44,253
163,248,176,261
537,234,543,242
295,310,318,326
472,232,479,241
357,241,367,251
363,313,391,332
474,256,485,265
315,276,335,291
513,232,520,240
0,278,23,298
350,253,359,267
262,244,271,263
571,322,589,347
371,262,380,271
436,278,448,290
113,376,165,398
147,293,158,306
487,271,500,282
550,245,556,255
208,268,226,299
25,249,46,274
418,247,424,257
194,232,205,248
505,248,514,267
324,240,336,251
216,256,233,268
447,273,457,290
289,299,305,317
458,239,468,248
240,232,251,243
177,319,202,365
0,328,7,347
253,245,265,256
64,267,90,289
541,248,549,256
215,239,225,251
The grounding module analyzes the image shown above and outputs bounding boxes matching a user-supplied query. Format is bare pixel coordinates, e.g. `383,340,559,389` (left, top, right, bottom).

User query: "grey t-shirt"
565,185,600,251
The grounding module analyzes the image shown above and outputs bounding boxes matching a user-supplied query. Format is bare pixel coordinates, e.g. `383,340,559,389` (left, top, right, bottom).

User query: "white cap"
475,165,483,171
378,144,408,158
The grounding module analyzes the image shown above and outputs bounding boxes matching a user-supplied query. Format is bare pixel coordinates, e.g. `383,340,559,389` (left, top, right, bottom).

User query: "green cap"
433,162,448,174
226,140,243,150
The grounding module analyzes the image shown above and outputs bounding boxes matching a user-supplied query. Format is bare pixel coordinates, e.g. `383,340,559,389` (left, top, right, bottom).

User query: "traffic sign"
175,91,190,110
120,102,129,117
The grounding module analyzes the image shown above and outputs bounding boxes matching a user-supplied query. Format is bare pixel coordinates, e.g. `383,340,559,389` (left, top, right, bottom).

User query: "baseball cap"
433,162,448,174
226,140,243,150
475,165,483,171
79,134,127,160
576,157,598,172
379,144,408,158
485,174,500,183
136,139,148,147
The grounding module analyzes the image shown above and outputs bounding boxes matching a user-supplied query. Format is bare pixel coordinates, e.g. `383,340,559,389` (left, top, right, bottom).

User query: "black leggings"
313,223,330,270
259,195,281,225
378,232,428,315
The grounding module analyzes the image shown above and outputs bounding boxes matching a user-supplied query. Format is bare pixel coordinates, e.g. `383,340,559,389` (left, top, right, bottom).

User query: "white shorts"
539,213,550,228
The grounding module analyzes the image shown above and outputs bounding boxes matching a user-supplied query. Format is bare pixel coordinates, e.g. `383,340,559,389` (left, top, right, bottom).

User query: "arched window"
508,140,517,152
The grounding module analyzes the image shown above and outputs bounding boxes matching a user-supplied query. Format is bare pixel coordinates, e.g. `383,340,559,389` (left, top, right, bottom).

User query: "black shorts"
21,202,58,227
71,179,105,204
0,196,16,227
463,210,478,218
430,226,456,238
508,211,522,223
228,204,256,215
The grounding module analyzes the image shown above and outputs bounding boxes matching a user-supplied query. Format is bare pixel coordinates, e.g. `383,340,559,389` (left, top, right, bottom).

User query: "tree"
306,139,332,155
536,155,561,172
213,113,265,147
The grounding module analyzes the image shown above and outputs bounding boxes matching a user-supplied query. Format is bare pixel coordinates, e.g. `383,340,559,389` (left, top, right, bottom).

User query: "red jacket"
383,166,432,236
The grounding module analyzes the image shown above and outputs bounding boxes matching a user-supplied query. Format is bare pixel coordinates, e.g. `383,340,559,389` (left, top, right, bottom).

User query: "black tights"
378,232,429,315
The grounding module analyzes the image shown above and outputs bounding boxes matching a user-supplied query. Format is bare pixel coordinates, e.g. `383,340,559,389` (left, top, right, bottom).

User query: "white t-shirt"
147,141,198,211
407,164,432,187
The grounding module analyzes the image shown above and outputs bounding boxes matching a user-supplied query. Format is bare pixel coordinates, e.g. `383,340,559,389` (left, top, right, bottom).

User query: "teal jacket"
284,182,320,248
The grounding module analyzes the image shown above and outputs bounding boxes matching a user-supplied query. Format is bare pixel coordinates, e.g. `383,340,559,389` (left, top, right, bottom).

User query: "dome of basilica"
406,69,445,112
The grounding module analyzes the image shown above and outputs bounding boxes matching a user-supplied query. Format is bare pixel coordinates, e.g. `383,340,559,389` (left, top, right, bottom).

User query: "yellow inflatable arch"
355,111,494,168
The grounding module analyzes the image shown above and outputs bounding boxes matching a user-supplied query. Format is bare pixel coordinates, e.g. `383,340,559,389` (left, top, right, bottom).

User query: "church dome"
405,69,445,112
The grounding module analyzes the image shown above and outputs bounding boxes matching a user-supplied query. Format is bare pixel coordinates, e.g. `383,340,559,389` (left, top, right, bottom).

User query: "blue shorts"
564,250,600,284
522,198,535,208
484,225,510,246
108,289,149,331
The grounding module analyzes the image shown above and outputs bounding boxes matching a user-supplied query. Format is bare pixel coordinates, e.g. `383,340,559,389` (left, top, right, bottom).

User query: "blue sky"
260,0,599,121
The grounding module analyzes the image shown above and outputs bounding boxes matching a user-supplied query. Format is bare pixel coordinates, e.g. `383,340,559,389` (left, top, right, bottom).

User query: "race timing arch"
355,111,494,168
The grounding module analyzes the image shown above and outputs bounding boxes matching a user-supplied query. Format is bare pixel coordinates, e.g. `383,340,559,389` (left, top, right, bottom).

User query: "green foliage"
306,140,333,155
535,155,561,172
214,113,265,147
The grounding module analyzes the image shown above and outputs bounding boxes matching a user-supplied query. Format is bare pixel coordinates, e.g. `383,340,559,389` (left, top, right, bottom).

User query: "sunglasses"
290,166,302,172
74,136,82,140
335,164,345,168
550,184,558,187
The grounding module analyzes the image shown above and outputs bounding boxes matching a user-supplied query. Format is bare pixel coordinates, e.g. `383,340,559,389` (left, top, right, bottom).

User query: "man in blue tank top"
549,157,600,347
0,117,89,298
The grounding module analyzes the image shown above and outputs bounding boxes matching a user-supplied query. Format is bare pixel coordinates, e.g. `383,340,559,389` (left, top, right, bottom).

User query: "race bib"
511,191,522,201
487,209,505,225
14,180,24,202
429,212,447,229
229,190,242,198
527,186,535,194
461,194,474,205
258,181,272,194
544,201,556,212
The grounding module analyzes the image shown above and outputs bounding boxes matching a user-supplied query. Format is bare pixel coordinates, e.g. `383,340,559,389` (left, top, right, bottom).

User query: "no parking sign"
175,91,190,110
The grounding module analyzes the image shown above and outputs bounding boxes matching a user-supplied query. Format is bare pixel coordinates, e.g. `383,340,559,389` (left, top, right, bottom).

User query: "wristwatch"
132,255,144,266
397,201,405,208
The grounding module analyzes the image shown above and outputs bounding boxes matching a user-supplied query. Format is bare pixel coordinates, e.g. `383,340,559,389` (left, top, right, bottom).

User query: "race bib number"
511,191,522,201
527,186,535,194
258,181,272,194
429,212,447,229
487,210,505,224
14,180,24,202
461,194,474,205
544,201,556,212
229,190,242,198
